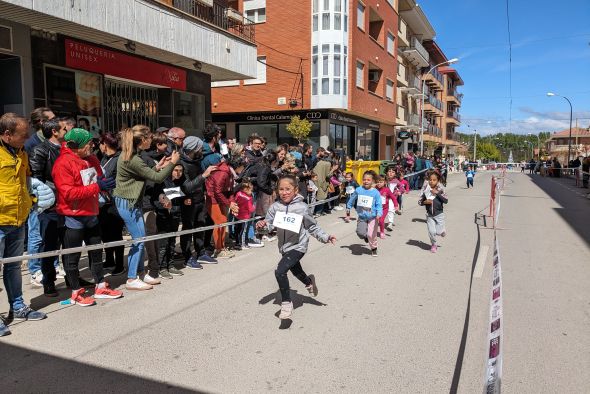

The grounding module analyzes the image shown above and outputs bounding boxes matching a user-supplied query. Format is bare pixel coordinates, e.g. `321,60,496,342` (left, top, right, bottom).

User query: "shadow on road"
0,342,203,393
339,244,370,256
411,218,427,223
406,239,431,250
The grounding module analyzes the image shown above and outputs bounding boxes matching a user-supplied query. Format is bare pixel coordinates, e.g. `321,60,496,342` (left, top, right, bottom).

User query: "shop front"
32,35,211,136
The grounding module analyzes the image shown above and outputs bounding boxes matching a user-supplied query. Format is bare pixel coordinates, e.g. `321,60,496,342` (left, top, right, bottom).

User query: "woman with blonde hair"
113,125,180,291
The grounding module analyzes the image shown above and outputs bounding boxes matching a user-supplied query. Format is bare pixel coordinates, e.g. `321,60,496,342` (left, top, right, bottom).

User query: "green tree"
425,141,438,155
286,115,312,144
477,142,501,161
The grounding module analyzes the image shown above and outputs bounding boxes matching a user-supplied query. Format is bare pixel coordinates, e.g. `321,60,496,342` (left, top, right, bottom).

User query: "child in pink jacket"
233,181,255,250
397,171,410,210
376,175,400,238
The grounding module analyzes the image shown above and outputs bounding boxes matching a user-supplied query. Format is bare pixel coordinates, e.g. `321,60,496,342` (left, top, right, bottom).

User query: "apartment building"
0,0,257,135
212,0,400,160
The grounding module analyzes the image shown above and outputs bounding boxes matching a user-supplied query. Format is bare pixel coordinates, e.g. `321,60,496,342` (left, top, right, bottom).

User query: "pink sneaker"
430,244,438,253
94,282,123,299
379,233,386,239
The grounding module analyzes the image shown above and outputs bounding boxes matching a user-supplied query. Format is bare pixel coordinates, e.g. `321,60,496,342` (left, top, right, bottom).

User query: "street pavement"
0,170,588,393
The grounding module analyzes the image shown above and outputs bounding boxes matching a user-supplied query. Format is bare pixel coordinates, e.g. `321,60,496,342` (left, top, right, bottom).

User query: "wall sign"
213,110,328,123
65,39,187,90
398,130,411,140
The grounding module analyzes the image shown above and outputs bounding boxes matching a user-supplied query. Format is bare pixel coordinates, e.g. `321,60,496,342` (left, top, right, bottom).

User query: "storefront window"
278,122,320,149
329,123,351,156
173,91,205,135
356,127,375,160
238,123,278,150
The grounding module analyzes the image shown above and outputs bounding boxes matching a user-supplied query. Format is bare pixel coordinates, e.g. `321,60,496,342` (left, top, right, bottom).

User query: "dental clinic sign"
65,39,187,90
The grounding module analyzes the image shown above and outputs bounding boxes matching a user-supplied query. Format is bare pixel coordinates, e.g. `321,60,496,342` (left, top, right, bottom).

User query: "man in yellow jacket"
0,112,47,337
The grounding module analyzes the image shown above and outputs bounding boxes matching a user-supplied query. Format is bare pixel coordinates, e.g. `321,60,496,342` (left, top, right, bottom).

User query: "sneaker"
440,231,446,238
110,266,126,276
71,288,96,306
379,233,386,239
333,205,344,211
395,210,402,215
247,240,264,248
430,244,438,253
279,301,293,319
30,270,43,287
364,236,369,243
0,318,10,337
197,254,218,264
233,245,243,251
94,282,124,299
11,305,47,321
55,265,66,279
125,278,153,291
306,274,318,297
43,282,58,298
168,266,185,275
242,244,252,249
78,277,95,288
386,223,394,232
159,269,173,279
185,257,203,270
215,249,235,259
371,248,378,257
262,235,277,242
344,217,350,223
142,274,161,286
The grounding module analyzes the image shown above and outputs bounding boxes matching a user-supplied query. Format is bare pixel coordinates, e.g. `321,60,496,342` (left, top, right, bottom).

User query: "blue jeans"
114,197,145,279
27,209,42,274
0,225,26,310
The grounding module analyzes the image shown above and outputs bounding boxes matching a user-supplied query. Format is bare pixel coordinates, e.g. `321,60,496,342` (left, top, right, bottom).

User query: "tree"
425,141,438,155
476,142,501,162
286,115,312,144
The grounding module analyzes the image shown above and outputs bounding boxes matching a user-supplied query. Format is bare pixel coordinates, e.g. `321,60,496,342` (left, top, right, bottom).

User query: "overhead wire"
506,0,513,134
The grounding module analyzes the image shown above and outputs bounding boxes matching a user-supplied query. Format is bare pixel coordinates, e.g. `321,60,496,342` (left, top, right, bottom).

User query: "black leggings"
99,205,124,270
180,203,212,260
157,216,180,269
63,224,103,290
275,250,311,303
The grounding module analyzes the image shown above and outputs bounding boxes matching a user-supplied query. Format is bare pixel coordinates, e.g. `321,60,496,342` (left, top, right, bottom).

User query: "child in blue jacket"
346,170,382,257
466,166,475,188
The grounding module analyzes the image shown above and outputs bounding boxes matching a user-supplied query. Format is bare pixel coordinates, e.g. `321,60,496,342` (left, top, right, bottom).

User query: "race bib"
163,187,185,200
273,211,303,233
381,196,386,205
357,195,373,209
346,186,355,194
80,167,98,186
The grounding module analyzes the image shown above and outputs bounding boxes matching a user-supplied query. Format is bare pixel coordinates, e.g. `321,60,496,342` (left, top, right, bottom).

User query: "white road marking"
473,245,490,279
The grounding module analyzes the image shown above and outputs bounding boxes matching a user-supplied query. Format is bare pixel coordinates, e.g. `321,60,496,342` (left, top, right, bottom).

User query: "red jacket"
205,162,234,208
52,144,103,217
234,190,255,220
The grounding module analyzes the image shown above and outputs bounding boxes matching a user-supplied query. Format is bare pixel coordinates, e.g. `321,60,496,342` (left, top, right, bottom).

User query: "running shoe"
11,305,47,320
71,288,96,306
306,275,318,297
159,269,173,279
125,278,153,291
142,274,161,286
94,282,124,299
430,244,438,253
197,254,218,264
279,301,293,319
185,257,203,270
168,266,185,275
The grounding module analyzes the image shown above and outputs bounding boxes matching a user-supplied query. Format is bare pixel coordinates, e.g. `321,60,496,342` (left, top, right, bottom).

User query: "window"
322,12,330,29
334,13,341,30
245,8,266,23
322,78,330,94
334,78,341,94
334,0,341,11
312,55,318,78
322,44,330,53
344,15,348,32
244,56,266,85
356,61,364,88
313,0,319,12
313,15,318,31
312,79,318,95
385,79,394,101
386,32,395,55
334,54,341,76
343,79,347,95
323,0,330,10
357,3,365,30
322,55,329,76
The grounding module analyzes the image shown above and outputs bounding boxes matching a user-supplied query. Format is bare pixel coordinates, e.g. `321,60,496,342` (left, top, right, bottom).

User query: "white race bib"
163,186,185,200
357,195,373,209
381,195,386,205
80,167,98,186
272,211,303,233
346,186,355,195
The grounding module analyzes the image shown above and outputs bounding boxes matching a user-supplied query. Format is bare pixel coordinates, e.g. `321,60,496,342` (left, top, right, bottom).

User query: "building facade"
0,0,257,135
212,0,401,160
546,128,590,163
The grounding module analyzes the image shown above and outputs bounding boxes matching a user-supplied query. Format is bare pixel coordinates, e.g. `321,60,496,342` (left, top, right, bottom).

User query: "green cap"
64,128,93,148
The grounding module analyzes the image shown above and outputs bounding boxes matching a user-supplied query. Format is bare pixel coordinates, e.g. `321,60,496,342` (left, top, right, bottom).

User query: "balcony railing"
447,111,461,121
447,88,463,104
425,95,443,111
399,36,429,67
426,66,444,85
164,0,255,43
408,113,420,127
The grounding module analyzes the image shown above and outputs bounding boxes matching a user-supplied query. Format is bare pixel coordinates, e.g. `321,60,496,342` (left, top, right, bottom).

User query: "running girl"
418,170,448,253
256,175,336,319
466,166,475,188
375,175,399,239
346,170,382,257
385,166,399,231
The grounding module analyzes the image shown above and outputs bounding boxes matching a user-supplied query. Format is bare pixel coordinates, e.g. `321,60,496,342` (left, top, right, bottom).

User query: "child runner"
233,180,255,250
343,172,359,223
375,175,400,239
346,170,382,257
307,172,319,215
256,175,336,319
385,166,399,231
466,166,475,189
418,170,448,253
397,170,410,210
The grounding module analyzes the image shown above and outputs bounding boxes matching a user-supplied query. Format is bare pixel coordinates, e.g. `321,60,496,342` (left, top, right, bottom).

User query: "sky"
419,0,590,135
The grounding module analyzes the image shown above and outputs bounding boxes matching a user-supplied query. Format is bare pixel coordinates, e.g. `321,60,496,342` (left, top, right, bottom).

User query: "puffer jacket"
0,142,33,226
265,194,330,254
29,139,61,192
180,153,206,204
52,144,103,217
29,177,55,213
205,162,234,207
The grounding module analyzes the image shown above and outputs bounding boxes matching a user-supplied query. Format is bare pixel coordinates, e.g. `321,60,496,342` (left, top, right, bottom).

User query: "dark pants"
275,250,311,303
99,205,124,270
313,199,331,215
467,178,474,188
180,202,210,261
63,223,103,290
38,211,61,287
157,216,180,269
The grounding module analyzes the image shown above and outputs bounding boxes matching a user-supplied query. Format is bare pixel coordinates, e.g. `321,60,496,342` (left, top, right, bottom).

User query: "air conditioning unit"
368,70,380,83
196,0,214,7
226,8,244,23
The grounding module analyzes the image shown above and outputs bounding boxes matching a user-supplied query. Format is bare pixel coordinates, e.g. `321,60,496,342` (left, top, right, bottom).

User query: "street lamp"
547,92,573,165
527,133,541,159
420,57,459,155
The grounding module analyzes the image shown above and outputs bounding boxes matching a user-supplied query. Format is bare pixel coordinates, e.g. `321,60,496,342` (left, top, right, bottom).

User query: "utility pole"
473,131,477,162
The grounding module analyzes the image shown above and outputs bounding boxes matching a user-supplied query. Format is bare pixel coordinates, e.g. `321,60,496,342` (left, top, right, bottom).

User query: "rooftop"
549,128,590,139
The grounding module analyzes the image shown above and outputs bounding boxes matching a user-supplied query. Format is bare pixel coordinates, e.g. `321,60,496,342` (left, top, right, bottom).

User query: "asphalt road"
1,170,587,393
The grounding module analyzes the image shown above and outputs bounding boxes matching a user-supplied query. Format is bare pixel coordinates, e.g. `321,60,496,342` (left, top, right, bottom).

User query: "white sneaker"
333,205,344,211
142,274,161,285
262,235,277,242
215,249,235,259
55,265,66,279
247,240,264,248
30,270,43,287
125,278,153,291
279,301,293,319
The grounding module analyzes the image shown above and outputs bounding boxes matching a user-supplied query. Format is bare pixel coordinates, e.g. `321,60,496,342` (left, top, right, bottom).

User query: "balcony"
446,88,463,104
447,111,461,123
166,0,255,43
396,105,407,126
398,18,410,47
399,36,429,68
424,123,442,137
408,113,421,130
423,66,444,90
424,95,443,113
401,75,421,95
397,62,408,87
